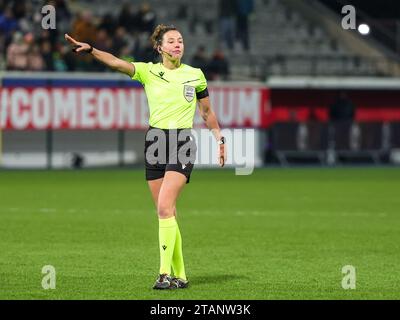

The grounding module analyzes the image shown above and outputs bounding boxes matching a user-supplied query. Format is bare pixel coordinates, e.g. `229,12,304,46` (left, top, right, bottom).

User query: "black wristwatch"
217,137,225,145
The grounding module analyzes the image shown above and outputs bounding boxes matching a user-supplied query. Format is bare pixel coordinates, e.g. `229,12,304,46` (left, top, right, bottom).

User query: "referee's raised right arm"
64,33,135,77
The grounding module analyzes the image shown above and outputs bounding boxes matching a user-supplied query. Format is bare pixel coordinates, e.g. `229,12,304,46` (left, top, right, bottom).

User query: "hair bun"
150,24,178,50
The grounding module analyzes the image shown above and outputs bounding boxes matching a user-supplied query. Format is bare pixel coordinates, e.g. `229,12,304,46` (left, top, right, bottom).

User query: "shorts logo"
183,85,195,102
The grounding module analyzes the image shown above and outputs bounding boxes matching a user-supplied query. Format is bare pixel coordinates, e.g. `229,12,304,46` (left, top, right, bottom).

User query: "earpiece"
158,46,172,57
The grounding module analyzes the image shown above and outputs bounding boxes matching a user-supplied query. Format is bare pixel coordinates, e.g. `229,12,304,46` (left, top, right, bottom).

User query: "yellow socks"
158,217,177,275
158,216,187,280
172,224,187,280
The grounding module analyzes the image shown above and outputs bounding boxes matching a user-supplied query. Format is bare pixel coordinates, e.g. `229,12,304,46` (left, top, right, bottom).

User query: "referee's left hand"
219,144,226,167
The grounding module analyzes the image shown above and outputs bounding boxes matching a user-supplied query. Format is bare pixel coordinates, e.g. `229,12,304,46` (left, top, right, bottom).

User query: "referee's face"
161,30,184,60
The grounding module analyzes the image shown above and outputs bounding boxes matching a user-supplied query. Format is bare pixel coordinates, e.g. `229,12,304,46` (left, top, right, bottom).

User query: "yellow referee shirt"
131,62,208,129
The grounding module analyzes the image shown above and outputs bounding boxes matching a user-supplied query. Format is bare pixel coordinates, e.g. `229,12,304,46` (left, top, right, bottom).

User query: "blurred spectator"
137,2,156,34
56,43,74,71
120,46,135,64
191,45,209,77
71,10,96,44
71,10,97,70
66,0,87,16
37,29,54,49
41,40,54,71
6,31,28,70
28,44,45,71
208,48,230,80
91,28,112,72
11,0,27,20
138,38,157,63
54,0,71,22
329,92,356,122
118,2,140,31
235,0,254,51
17,1,34,34
112,26,129,56
30,5,45,38
218,0,237,50
0,6,18,38
93,28,112,52
54,0,72,34
98,13,117,37
130,32,142,60
1,1,246,77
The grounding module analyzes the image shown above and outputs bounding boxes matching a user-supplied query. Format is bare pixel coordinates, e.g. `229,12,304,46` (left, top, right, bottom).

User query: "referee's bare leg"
149,171,188,288
148,178,178,218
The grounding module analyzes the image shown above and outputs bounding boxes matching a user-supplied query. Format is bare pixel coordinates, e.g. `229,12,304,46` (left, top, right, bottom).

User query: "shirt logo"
183,85,195,102
159,71,165,77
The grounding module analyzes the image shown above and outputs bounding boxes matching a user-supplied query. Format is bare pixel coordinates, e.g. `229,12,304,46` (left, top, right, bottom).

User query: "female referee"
65,24,226,289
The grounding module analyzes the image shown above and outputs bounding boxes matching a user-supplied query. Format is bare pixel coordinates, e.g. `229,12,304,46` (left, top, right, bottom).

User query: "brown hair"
150,24,179,52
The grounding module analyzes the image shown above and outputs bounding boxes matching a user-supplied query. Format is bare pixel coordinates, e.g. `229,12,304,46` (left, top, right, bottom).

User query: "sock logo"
162,245,167,250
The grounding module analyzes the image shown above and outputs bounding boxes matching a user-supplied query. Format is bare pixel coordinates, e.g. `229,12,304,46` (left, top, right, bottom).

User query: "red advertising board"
0,86,270,130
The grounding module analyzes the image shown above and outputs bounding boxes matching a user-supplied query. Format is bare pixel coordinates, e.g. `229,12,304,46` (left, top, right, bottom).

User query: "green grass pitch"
0,167,399,300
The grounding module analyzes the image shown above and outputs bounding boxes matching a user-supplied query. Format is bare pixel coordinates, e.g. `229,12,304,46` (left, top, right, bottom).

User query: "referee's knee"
157,204,175,219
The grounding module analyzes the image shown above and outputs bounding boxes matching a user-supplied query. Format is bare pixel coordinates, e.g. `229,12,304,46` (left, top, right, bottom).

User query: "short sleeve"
131,62,149,84
195,69,209,99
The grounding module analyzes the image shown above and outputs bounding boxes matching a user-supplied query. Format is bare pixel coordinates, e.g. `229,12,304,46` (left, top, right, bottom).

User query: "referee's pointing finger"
65,33,78,45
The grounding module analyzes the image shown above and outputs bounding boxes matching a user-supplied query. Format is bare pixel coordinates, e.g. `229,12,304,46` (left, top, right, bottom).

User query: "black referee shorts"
144,126,197,183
